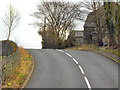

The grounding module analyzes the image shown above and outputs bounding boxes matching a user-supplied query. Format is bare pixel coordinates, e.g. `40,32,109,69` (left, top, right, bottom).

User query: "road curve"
25,49,118,89
25,49,87,88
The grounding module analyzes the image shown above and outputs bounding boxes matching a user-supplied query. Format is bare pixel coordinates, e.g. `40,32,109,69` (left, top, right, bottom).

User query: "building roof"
84,6,105,28
84,2,118,28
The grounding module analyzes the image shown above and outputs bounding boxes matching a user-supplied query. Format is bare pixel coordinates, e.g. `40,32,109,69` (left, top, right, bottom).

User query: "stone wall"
2,49,19,84
0,42,2,56
0,40,18,56
0,40,19,84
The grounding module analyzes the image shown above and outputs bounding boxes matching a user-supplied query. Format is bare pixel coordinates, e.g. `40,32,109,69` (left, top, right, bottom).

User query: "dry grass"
66,44,120,56
2,47,33,88
66,44,99,50
100,48,120,56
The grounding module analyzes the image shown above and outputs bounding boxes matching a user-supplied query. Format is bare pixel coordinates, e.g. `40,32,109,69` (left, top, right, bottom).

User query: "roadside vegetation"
100,48,120,56
66,44,120,56
2,47,33,88
32,1,83,49
31,0,120,50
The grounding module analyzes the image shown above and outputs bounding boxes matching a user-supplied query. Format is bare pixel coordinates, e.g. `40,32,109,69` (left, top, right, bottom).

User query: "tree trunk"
7,29,11,40
108,38,110,48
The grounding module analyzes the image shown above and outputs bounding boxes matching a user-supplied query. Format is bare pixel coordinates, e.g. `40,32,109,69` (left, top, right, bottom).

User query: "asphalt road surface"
25,49,118,89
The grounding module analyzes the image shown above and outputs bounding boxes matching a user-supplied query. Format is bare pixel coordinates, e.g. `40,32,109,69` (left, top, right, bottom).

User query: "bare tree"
2,3,20,40
33,1,83,48
82,0,103,12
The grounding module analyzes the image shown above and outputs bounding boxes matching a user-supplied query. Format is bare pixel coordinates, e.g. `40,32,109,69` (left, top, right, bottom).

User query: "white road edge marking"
78,65,85,74
66,53,72,57
72,58,79,64
84,77,92,90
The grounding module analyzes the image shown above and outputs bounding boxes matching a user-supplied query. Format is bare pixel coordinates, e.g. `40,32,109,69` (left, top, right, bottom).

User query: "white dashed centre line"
84,77,92,89
66,53,72,57
73,58,79,64
78,65,85,74
56,50,92,89
58,50,63,52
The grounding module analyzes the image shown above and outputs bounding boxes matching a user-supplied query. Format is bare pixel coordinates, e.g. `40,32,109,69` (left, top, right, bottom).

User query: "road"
25,49,118,89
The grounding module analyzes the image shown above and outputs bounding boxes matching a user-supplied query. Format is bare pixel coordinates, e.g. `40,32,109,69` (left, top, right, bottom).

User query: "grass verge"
66,44,120,56
100,48,120,56
2,47,33,88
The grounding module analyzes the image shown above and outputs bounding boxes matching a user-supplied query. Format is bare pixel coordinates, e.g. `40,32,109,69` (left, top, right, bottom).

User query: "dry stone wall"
0,40,19,84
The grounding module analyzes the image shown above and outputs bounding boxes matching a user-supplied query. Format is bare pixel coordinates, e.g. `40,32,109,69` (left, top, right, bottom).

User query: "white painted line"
61,51,92,90
73,58,79,64
60,50,63,52
84,77,92,89
58,50,63,52
78,65,85,74
66,53,72,57
57,50,63,52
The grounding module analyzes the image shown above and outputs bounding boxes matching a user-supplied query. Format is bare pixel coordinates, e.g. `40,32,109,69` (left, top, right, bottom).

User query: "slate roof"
84,6,105,28
84,2,118,28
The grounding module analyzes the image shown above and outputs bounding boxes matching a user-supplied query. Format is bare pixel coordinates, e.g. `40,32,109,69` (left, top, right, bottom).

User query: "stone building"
84,6,108,45
73,30,84,46
84,2,119,46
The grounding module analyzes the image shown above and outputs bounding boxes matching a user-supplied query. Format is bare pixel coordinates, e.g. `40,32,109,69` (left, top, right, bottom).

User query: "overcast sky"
0,0,84,49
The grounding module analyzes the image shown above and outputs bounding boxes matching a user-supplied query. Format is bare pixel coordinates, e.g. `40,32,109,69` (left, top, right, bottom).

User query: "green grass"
100,48,120,56
0,56,2,59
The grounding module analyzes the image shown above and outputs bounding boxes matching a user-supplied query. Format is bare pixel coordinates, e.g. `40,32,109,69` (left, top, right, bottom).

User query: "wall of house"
74,31,84,45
